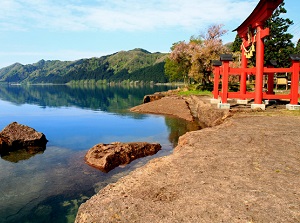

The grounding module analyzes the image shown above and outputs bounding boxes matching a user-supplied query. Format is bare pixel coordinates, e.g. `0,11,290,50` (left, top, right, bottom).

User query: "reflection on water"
165,116,200,147
0,84,198,223
0,146,46,163
0,84,173,113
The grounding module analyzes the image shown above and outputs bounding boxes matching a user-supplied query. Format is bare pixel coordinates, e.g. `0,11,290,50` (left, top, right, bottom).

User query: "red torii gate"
212,0,300,110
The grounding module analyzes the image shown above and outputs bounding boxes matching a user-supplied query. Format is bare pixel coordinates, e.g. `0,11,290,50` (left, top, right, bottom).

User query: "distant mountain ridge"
0,48,169,84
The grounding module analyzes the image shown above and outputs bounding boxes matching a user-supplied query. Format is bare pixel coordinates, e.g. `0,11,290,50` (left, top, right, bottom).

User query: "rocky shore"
75,95,300,223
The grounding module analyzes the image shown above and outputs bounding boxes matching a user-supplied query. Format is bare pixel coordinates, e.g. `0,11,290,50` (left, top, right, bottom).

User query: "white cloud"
1,0,258,32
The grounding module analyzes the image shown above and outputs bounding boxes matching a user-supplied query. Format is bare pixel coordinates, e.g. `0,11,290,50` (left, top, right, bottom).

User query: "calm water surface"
0,84,198,223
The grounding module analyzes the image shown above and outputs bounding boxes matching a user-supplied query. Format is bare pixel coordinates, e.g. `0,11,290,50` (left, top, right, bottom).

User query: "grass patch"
178,90,212,96
279,109,300,116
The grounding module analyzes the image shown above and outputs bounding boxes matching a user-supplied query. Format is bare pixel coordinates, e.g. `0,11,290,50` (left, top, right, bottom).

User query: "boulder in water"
85,142,161,172
0,122,48,155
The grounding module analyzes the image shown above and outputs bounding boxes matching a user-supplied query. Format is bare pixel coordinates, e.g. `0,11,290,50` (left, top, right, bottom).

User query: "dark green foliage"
295,39,300,54
110,62,168,83
111,69,130,82
0,49,169,84
264,3,295,68
164,58,185,82
195,82,214,91
231,35,242,52
129,62,168,83
106,48,167,74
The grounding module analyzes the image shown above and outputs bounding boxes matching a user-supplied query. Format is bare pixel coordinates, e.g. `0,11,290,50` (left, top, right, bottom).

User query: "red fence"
212,55,300,105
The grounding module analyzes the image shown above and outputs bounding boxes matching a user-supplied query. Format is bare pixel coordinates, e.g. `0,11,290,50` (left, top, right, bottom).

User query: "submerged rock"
85,142,161,172
0,122,48,155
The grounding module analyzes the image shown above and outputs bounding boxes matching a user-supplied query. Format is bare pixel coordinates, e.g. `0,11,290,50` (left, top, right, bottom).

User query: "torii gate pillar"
252,24,270,110
240,36,248,99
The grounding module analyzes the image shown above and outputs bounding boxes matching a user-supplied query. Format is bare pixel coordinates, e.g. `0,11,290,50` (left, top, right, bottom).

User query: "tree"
191,24,228,83
264,2,294,68
164,57,185,82
165,24,228,85
231,34,242,52
295,39,300,54
165,41,193,84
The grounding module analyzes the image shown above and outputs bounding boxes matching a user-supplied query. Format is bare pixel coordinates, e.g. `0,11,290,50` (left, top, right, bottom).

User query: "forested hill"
0,48,169,84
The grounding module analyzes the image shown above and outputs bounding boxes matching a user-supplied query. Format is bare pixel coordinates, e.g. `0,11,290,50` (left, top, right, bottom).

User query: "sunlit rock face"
0,122,48,159
85,142,161,172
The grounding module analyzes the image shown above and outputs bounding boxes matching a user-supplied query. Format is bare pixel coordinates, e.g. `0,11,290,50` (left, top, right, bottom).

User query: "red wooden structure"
212,0,300,110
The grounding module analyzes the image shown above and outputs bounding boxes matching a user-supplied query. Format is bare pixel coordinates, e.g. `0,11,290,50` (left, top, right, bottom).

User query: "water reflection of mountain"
0,84,175,114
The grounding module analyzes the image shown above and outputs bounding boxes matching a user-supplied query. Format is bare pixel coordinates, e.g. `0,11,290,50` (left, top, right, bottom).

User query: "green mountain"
0,48,169,84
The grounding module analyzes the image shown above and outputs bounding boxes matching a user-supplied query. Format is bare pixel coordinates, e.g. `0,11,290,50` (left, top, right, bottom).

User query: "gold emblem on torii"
243,26,256,59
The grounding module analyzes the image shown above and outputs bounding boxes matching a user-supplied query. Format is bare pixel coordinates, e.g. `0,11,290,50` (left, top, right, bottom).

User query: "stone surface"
186,95,231,128
237,99,249,105
131,96,194,121
286,104,300,110
132,95,230,128
0,122,48,154
217,103,231,109
85,142,161,172
143,93,165,103
251,103,266,110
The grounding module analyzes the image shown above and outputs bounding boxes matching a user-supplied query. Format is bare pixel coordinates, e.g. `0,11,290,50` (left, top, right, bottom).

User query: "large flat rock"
130,96,194,121
85,142,161,173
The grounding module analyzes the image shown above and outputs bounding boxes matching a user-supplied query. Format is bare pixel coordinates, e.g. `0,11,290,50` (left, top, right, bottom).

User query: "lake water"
0,84,198,223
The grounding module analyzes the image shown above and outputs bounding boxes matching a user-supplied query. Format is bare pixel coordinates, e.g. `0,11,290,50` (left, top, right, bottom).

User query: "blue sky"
0,0,299,69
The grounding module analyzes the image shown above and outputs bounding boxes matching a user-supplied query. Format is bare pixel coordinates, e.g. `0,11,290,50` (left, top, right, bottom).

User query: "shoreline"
75,95,300,223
